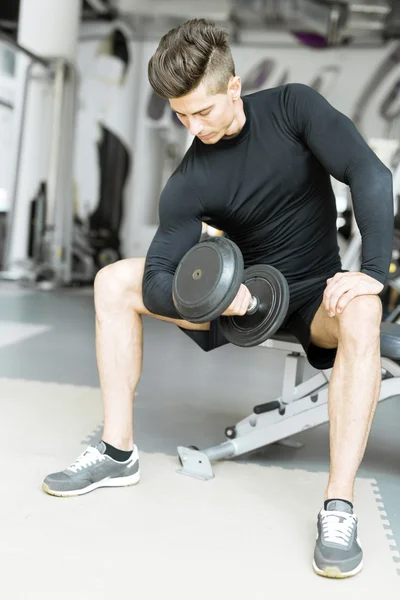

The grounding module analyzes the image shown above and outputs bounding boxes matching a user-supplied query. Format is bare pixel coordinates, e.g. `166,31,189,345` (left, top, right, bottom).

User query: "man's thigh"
310,302,340,350
283,276,340,370
109,256,211,333
122,258,210,331
130,256,225,352
310,294,382,350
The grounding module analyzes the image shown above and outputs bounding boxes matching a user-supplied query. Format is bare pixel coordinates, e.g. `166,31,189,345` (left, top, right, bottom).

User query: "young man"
43,19,394,578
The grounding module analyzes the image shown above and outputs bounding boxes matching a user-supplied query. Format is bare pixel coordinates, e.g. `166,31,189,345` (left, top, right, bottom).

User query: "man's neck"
224,98,246,138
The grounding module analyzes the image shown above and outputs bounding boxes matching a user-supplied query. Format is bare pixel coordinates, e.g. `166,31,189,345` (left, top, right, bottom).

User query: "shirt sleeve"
283,83,394,285
142,172,203,318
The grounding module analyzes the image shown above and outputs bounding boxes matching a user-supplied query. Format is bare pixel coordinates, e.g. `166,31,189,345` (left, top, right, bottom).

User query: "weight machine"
0,29,95,289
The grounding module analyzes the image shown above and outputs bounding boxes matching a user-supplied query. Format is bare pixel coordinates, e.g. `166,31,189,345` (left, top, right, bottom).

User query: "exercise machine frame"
177,330,400,481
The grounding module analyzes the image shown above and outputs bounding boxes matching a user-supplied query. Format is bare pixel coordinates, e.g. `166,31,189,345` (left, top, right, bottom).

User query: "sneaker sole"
312,559,363,579
42,470,141,498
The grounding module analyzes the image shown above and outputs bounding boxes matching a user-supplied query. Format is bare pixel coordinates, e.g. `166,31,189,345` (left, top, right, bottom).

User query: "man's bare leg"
42,257,209,496
310,294,382,504
94,257,209,452
310,294,382,577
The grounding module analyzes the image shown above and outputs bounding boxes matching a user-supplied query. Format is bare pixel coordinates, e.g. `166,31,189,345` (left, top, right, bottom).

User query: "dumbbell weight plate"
219,265,290,347
172,237,244,323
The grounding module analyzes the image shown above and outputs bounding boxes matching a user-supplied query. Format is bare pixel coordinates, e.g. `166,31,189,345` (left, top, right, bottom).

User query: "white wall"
3,24,400,262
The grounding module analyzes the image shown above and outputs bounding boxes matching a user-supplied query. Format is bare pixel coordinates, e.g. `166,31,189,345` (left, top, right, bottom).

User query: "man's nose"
188,119,203,136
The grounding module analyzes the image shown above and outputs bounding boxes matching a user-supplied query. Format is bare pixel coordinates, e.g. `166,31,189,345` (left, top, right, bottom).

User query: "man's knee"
94,258,145,313
338,295,382,347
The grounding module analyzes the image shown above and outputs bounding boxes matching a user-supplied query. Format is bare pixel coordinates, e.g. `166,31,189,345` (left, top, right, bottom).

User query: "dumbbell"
172,237,290,348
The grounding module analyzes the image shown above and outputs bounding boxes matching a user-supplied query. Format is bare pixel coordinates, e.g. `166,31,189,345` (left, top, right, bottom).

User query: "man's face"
169,78,241,144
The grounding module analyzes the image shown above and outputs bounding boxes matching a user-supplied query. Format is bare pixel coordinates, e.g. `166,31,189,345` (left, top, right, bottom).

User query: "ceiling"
109,0,398,44
0,0,398,44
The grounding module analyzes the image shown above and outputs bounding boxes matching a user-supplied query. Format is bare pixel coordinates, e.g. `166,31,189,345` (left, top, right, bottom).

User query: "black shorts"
179,270,341,371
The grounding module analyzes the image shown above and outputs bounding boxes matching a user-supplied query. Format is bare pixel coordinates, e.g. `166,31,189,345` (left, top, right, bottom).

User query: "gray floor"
2,281,400,563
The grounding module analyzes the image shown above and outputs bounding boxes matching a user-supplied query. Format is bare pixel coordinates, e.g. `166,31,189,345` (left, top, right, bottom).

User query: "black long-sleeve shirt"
142,83,394,319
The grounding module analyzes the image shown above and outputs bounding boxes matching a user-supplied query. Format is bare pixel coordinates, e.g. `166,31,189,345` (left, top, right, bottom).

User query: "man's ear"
229,75,242,100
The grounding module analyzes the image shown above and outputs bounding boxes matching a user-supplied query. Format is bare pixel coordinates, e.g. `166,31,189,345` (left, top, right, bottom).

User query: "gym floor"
1,280,400,598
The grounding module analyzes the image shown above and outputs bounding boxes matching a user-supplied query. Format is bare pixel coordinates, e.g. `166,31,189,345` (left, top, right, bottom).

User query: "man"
43,19,394,578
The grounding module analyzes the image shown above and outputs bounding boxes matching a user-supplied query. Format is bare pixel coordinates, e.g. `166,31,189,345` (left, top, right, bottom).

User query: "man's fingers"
324,274,348,305
324,273,360,314
325,282,355,315
336,289,358,313
326,272,346,286
242,285,252,315
234,284,251,315
323,282,342,314
323,271,384,317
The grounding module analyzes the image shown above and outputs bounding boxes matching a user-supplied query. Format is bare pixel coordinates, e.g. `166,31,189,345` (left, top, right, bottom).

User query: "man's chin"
198,133,213,142
198,132,222,144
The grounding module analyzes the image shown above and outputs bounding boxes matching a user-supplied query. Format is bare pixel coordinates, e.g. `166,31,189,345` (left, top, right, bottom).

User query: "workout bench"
177,322,400,481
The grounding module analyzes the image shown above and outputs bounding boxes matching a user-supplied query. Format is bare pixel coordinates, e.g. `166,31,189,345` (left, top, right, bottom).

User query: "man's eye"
200,111,211,117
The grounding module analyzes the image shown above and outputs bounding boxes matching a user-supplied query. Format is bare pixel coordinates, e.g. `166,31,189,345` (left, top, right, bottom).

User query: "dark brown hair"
148,19,235,99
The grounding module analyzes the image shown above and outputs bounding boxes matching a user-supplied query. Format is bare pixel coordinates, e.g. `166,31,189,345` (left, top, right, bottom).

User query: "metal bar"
350,5,391,16
281,354,300,405
60,65,78,284
0,99,13,110
382,357,400,377
327,5,343,46
56,62,80,284
2,60,35,271
210,377,399,464
234,393,331,458
204,441,236,462
0,29,51,68
46,60,65,231
346,21,385,31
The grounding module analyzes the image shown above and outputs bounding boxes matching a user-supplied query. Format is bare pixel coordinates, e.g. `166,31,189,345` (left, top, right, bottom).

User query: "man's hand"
324,272,384,317
222,284,252,317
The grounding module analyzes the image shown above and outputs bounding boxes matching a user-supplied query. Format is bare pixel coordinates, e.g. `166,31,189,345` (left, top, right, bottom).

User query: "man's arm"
142,173,203,318
283,83,394,285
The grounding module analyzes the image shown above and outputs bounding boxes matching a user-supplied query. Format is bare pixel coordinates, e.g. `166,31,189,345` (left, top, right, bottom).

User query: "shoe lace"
321,510,357,547
67,446,106,473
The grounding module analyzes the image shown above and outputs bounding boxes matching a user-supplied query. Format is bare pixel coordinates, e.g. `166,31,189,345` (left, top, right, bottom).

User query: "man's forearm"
349,163,394,284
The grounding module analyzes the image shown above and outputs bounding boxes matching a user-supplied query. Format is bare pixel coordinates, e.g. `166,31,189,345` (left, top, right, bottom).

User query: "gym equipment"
292,32,329,49
353,42,400,130
379,78,400,138
147,91,168,121
172,237,290,347
0,31,80,287
276,69,290,88
88,124,129,269
177,322,400,481
27,182,47,262
1,25,135,288
241,59,276,94
386,0,400,39
309,65,340,96
87,28,132,269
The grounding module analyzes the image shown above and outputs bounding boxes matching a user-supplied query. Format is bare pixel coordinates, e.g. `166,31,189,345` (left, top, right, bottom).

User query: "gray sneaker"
313,500,363,578
42,441,140,497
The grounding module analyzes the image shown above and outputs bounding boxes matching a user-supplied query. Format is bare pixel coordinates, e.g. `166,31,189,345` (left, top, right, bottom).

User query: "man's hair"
148,19,235,99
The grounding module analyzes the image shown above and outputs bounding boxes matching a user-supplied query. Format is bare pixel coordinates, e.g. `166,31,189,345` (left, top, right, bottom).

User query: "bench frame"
177,336,400,481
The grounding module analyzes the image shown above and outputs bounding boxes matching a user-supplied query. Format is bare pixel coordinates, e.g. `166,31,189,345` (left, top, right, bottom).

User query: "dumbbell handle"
247,294,259,315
